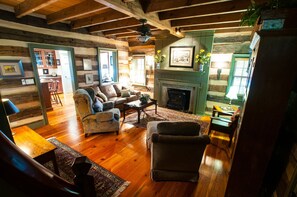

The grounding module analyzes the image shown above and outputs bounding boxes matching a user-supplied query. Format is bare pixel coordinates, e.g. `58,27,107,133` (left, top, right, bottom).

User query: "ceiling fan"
136,19,151,43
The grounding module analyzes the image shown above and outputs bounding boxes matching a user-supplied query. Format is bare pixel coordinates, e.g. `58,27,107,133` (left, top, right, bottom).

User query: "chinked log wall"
205,33,251,114
0,11,129,128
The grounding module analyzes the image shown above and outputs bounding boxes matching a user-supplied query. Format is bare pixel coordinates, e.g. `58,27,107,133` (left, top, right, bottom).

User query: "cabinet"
34,49,57,68
226,29,297,196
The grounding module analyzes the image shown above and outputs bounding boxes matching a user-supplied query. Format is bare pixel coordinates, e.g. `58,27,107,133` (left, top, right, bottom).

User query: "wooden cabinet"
226,29,297,196
34,49,57,68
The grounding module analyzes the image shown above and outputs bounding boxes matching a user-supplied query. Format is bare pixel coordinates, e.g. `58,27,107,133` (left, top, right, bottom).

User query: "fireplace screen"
166,88,190,112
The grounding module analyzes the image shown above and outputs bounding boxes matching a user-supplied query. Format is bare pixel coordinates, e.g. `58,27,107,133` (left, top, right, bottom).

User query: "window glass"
130,56,145,85
98,49,118,84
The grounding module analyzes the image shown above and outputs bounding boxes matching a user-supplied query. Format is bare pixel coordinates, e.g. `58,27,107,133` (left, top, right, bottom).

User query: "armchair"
208,114,239,147
73,89,120,136
148,121,210,182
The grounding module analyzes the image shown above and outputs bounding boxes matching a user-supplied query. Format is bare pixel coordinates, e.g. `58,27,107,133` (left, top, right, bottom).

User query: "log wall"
0,16,128,128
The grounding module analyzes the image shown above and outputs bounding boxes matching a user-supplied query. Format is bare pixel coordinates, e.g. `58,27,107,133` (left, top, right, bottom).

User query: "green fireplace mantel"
154,69,209,115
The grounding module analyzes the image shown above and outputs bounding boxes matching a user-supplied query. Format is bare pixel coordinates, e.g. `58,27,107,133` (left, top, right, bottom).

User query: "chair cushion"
100,85,117,98
113,84,123,97
109,97,126,105
93,98,103,112
157,122,200,136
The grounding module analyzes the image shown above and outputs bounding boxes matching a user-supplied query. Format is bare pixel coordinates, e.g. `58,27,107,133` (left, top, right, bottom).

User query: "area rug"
45,138,130,197
123,106,209,134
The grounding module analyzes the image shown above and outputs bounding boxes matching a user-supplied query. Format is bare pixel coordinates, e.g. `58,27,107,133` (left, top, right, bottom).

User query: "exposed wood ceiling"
0,0,268,45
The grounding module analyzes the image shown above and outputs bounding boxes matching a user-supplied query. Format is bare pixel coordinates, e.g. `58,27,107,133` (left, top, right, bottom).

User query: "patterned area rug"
45,138,130,197
123,106,209,134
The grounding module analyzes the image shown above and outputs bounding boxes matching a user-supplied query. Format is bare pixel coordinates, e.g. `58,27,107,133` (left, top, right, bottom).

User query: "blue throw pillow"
93,98,103,112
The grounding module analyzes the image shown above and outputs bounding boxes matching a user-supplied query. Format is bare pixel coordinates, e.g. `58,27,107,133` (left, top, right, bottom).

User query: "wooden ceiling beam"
47,1,107,24
171,12,243,27
180,22,246,32
15,0,58,18
89,18,140,33
93,0,184,38
214,27,253,34
103,26,157,36
159,0,267,20
72,9,129,29
144,0,231,13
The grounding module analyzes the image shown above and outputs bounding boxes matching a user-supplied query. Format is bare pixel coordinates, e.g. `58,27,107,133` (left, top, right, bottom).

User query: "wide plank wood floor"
35,93,232,197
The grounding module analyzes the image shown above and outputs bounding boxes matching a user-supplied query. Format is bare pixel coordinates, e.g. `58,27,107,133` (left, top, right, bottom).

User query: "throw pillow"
95,95,104,103
121,89,130,97
97,92,108,102
100,85,117,98
157,122,200,136
93,98,103,112
113,84,122,97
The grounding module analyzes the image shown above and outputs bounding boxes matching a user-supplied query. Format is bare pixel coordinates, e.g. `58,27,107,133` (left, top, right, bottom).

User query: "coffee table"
123,98,157,123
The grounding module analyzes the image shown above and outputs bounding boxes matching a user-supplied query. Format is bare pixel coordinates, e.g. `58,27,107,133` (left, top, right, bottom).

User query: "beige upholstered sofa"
94,83,140,110
146,121,210,182
73,89,120,136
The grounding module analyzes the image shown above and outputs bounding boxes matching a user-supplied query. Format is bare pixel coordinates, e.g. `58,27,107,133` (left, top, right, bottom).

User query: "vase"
199,64,204,72
156,63,160,69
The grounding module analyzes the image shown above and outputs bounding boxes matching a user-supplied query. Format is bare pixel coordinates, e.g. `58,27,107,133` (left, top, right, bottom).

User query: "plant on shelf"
154,50,166,63
195,49,211,71
139,94,150,104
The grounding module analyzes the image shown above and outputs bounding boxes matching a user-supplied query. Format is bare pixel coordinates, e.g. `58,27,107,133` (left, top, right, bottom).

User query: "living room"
1,0,297,196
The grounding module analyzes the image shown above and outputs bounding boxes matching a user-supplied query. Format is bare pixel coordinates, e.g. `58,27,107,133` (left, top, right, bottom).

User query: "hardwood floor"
35,93,231,197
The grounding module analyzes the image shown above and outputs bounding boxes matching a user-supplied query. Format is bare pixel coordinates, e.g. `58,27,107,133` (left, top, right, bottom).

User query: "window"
227,54,250,100
98,48,118,84
130,55,146,85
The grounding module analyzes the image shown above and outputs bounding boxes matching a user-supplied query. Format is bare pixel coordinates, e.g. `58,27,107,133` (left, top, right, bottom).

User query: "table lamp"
226,86,238,105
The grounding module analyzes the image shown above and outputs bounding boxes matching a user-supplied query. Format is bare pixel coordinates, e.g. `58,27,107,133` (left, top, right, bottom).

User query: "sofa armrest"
103,101,114,110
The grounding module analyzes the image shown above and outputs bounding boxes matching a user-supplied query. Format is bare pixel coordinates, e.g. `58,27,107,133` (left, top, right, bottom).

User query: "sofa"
73,88,120,136
146,121,210,182
93,83,141,110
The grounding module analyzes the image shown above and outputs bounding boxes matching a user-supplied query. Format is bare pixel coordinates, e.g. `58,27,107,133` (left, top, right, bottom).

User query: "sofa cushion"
126,95,138,102
157,122,200,136
109,97,127,105
121,89,131,97
100,85,117,98
93,98,103,112
95,95,104,103
97,92,108,102
113,84,123,97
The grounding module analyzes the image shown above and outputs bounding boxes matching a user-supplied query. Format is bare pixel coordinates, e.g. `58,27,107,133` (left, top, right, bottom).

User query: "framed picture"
43,69,49,74
56,59,61,66
85,73,93,84
83,58,92,70
169,46,195,68
0,60,24,78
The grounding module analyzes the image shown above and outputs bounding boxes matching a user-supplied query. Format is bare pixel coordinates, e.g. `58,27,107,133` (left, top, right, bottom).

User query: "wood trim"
89,18,140,33
15,0,58,18
181,22,244,32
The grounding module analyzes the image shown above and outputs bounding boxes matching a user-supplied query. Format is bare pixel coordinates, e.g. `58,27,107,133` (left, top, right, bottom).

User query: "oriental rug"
44,138,130,197
123,106,209,134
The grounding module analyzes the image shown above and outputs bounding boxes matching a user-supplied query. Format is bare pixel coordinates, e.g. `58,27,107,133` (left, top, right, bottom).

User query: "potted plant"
195,49,211,72
139,94,150,104
154,50,166,69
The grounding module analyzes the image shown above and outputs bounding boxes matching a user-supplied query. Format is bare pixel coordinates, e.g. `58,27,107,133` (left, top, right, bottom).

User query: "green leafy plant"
195,49,211,65
139,94,150,104
154,50,166,63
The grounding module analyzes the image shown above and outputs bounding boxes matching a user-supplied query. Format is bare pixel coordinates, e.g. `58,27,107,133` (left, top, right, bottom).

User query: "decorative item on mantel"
195,49,211,72
154,50,166,69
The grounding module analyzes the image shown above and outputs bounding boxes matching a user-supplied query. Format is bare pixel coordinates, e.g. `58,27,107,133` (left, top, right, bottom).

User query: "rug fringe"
111,181,130,197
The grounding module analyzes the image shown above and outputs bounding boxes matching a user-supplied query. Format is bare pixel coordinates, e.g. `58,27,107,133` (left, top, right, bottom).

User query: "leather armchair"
148,121,210,182
73,89,120,136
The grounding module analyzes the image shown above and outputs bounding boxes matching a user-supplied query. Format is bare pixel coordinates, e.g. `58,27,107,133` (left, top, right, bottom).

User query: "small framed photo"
85,73,93,84
169,46,195,68
83,59,92,70
43,69,49,74
56,59,61,66
0,60,24,78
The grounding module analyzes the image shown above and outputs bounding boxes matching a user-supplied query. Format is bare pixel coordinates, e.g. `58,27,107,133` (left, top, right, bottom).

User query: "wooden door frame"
28,44,77,125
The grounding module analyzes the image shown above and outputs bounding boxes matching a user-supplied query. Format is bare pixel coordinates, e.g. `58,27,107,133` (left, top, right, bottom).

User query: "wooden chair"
49,80,63,106
208,114,239,147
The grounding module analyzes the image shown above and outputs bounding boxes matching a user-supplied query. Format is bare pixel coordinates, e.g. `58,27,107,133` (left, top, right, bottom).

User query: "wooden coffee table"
12,126,59,175
123,98,157,123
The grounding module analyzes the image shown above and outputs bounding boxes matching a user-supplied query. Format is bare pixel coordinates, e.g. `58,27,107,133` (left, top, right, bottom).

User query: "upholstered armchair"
147,121,210,182
73,89,120,136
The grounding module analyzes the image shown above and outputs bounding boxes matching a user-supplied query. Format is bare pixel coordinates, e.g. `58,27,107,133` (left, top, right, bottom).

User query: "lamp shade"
226,86,238,100
2,98,20,116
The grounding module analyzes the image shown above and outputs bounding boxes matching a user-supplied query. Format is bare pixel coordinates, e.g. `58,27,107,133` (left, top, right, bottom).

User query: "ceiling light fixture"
138,35,150,43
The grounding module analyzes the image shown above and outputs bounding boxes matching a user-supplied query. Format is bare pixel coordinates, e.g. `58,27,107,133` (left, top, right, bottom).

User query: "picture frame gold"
0,60,24,78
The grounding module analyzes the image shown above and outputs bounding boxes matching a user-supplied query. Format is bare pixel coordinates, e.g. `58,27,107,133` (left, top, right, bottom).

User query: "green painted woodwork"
154,31,214,115
28,43,77,125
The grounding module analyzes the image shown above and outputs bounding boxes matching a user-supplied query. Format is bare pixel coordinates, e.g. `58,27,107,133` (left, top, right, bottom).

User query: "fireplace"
167,88,190,111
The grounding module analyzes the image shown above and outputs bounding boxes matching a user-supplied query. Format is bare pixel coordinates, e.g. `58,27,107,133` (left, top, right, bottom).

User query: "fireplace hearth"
166,88,190,112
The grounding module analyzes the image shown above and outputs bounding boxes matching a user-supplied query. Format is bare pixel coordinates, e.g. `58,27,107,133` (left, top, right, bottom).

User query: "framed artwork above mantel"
169,46,195,68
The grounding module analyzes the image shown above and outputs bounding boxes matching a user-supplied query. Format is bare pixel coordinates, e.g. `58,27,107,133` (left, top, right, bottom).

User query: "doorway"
28,44,77,125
